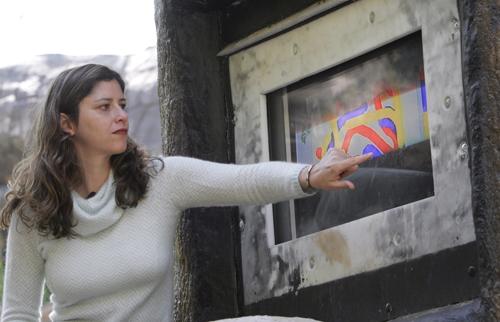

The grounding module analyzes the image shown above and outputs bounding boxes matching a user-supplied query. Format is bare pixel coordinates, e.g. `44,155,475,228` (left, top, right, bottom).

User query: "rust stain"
316,230,351,268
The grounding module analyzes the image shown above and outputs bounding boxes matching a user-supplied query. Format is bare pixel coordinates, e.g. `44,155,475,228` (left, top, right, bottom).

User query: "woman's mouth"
113,129,128,135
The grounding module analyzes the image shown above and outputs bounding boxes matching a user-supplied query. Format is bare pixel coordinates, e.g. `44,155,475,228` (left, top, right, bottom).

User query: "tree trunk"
154,0,240,321
460,0,500,321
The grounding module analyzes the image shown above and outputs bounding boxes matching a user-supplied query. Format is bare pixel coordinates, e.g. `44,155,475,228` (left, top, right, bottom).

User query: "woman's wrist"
299,164,318,193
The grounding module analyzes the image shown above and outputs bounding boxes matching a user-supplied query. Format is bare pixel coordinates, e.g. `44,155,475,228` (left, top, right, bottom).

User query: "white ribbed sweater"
1,156,310,322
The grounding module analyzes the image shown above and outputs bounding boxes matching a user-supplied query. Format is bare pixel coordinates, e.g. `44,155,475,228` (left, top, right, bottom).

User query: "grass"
0,258,4,302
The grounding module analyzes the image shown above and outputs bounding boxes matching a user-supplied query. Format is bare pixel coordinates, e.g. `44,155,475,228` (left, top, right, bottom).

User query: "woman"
0,64,371,321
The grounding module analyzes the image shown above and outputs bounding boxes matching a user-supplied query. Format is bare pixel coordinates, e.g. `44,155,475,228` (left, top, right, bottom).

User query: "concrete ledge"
212,316,320,322
391,299,481,322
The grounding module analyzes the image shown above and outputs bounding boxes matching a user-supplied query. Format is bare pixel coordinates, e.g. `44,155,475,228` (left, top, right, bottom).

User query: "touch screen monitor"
268,33,434,243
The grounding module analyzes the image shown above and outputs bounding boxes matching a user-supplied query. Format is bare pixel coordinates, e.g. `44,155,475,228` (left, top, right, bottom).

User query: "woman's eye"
120,104,127,110
99,104,110,110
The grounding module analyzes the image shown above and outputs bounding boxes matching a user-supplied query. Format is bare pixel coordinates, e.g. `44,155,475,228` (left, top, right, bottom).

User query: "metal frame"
229,0,473,305
281,90,298,240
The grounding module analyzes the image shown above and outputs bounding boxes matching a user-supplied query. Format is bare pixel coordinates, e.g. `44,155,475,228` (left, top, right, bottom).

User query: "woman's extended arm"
161,156,309,210
160,149,371,210
1,215,45,322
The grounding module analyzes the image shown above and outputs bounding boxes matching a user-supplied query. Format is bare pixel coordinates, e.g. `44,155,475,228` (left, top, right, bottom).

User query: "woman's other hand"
299,148,372,191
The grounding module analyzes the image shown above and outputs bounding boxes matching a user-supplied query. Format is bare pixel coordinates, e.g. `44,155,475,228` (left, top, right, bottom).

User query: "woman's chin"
110,144,128,156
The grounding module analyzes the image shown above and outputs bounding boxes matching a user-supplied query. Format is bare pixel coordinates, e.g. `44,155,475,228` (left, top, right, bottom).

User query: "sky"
0,0,157,67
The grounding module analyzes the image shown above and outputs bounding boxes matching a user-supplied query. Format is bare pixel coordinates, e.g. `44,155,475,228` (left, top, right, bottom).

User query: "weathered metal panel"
219,0,350,56
244,242,479,321
229,0,474,305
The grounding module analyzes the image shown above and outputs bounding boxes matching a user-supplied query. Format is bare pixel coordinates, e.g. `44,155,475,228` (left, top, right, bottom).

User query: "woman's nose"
114,105,128,122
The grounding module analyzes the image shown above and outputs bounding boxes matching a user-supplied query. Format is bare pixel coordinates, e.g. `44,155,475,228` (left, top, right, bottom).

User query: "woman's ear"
60,113,76,136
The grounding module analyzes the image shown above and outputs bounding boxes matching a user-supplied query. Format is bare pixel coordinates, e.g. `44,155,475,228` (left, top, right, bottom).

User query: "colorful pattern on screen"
295,83,429,164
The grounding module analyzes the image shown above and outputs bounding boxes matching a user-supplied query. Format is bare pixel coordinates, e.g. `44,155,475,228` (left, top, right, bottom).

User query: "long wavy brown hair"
0,64,162,238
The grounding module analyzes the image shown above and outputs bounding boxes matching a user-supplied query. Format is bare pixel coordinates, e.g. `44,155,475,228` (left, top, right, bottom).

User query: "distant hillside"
0,48,162,187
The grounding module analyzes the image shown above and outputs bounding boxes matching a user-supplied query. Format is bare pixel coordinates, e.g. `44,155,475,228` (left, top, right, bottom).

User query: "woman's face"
68,79,129,159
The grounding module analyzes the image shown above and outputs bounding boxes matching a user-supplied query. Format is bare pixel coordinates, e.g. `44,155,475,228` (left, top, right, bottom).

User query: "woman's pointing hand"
299,148,372,192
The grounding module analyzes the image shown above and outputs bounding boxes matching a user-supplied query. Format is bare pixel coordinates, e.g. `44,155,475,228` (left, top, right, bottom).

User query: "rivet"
292,43,299,55
369,11,375,24
239,218,245,231
309,257,315,269
385,302,393,313
444,96,451,109
459,142,468,160
468,266,476,277
392,233,401,246
294,290,299,296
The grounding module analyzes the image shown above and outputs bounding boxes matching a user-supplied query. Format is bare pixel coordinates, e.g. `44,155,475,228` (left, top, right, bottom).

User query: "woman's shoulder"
148,155,183,181
151,155,204,170
146,156,194,200
148,155,217,186
149,155,174,174
7,209,47,243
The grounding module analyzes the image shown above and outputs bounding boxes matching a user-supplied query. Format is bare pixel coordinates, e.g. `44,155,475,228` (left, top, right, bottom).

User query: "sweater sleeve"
159,156,313,210
1,214,45,322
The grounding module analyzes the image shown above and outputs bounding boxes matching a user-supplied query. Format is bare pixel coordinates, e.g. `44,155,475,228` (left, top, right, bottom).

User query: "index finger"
337,153,372,169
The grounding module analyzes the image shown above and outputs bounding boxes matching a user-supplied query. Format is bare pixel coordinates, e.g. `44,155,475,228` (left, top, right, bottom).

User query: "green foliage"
43,284,51,304
0,258,4,300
